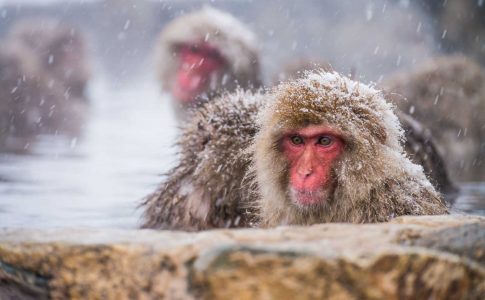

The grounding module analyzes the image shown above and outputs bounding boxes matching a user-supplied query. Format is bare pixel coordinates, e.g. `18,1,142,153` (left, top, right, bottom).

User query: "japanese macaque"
141,71,448,230
141,90,264,230
7,18,91,101
275,60,457,199
253,71,447,226
0,18,90,150
0,41,61,149
383,56,485,182
155,7,262,120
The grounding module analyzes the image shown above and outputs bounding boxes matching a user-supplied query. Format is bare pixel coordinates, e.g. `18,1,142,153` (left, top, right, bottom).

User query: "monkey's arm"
140,90,263,230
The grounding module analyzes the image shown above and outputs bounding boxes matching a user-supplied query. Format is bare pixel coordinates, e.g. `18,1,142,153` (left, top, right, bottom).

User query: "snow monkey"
1,18,90,151
7,18,91,101
0,41,46,148
383,56,485,182
274,60,457,200
253,71,448,227
155,7,262,120
141,71,448,230
141,90,264,230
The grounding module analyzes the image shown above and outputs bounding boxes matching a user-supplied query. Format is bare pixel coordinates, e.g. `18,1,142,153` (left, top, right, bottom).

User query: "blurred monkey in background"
155,7,262,120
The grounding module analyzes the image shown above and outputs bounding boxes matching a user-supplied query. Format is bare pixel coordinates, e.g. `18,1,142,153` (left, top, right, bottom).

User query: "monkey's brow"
282,131,341,139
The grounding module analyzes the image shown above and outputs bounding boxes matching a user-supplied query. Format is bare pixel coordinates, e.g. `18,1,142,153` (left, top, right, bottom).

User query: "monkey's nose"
297,167,313,178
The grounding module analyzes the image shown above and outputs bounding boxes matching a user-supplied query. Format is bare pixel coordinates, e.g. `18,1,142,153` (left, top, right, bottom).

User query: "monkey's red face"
281,125,344,206
173,43,227,104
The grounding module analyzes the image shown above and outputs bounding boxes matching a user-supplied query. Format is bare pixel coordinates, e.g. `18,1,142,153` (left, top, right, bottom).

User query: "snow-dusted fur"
252,71,448,227
383,55,485,182
156,7,262,106
141,90,264,230
274,58,456,201
141,71,449,231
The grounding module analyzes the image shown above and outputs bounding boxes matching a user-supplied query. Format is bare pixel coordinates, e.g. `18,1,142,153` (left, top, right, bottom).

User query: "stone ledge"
0,215,484,299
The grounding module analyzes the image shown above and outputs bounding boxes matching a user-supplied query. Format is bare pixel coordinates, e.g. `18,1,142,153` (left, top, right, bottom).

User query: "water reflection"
0,77,178,228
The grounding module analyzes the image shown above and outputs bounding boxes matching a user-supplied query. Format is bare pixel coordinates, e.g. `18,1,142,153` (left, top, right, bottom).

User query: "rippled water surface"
0,79,484,229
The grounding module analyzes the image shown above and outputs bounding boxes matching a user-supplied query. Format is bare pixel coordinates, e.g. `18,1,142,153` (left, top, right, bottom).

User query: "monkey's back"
384,56,485,182
141,90,263,230
398,112,458,203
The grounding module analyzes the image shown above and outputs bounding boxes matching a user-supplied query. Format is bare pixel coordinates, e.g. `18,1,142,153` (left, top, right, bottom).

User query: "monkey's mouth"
289,188,328,206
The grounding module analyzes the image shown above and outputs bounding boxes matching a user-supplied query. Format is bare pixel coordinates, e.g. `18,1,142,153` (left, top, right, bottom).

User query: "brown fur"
141,90,264,230
141,71,448,231
252,71,448,227
155,7,262,119
0,41,43,139
277,59,456,199
7,18,91,101
383,55,485,182
1,18,90,151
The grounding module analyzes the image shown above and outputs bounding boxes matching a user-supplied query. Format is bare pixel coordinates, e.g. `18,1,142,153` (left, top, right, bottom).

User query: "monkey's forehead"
160,8,258,54
268,85,384,126
260,71,404,146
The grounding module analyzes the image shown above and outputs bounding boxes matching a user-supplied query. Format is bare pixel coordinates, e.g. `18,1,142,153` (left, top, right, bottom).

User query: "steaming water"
0,77,178,228
0,78,484,229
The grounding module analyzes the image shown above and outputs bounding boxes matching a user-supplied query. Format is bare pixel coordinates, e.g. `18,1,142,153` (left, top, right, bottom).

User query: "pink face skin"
172,43,227,104
281,125,345,206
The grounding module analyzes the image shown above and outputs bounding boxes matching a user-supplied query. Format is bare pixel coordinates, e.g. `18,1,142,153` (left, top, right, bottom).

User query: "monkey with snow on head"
156,7,262,120
141,71,448,230
274,59,457,200
252,71,448,226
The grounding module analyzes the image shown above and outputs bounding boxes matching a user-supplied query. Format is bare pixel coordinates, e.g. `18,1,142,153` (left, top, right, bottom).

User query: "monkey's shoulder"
141,92,264,230
183,91,263,163
373,175,448,219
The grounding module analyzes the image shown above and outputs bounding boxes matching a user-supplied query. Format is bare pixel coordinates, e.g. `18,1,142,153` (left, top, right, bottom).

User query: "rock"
0,215,484,299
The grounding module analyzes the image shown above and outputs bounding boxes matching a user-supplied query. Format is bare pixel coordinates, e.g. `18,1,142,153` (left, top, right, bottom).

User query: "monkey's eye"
190,45,200,53
317,136,332,146
290,135,304,145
